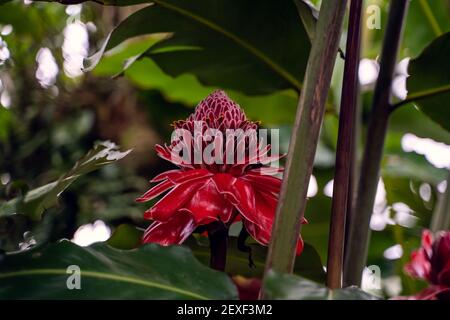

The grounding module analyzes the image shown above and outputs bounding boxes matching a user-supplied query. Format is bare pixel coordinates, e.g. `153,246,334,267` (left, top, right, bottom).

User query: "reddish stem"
326,0,363,289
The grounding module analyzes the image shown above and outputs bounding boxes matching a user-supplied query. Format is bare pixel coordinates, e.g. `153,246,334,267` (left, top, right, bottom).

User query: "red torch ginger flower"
137,90,304,253
401,230,450,300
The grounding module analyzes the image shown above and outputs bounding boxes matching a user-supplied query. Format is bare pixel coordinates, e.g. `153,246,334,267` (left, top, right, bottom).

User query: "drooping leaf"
92,35,163,77
0,141,131,220
0,240,238,299
86,0,313,95
407,32,450,132
263,271,379,300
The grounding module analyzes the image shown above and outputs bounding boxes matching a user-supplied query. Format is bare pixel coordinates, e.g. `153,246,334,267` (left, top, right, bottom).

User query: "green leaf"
186,236,326,283
382,152,447,185
125,57,216,105
228,91,298,126
364,0,450,59
389,104,450,145
107,224,144,250
0,240,238,299
86,0,313,95
92,35,162,77
403,0,450,57
124,57,299,125
407,32,450,132
106,225,326,283
263,271,380,300
0,2,65,39
89,28,309,126
0,141,130,220
383,176,433,220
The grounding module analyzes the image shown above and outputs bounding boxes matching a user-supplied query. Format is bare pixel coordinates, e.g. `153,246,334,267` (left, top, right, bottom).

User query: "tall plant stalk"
261,0,348,285
326,0,363,290
344,0,409,287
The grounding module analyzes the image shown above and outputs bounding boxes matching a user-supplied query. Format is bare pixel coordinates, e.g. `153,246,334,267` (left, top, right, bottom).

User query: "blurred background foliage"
1,0,450,298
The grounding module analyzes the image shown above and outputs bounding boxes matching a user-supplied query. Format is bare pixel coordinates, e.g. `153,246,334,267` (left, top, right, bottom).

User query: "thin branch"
261,0,348,294
390,83,450,113
344,0,409,287
326,0,363,290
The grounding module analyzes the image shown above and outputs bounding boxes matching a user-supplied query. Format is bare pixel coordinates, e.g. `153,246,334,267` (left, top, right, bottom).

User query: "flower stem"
208,222,228,272
343,0,409,287
262,0,348,283
327,0,363,290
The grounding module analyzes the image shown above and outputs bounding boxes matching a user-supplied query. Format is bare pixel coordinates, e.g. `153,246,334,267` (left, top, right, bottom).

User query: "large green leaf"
123,57,299,124
107,225,326,283
407,32,450,132
89,13,338,127
0,141,130,220
263,271,379,300
0,240,237,299
93,35,300,125
187,237,326,283
86,0,313,95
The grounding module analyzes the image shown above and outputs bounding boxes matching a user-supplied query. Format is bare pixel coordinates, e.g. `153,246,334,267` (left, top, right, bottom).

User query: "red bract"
404,230,433,280
137,90,304,253
402,230,450,300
